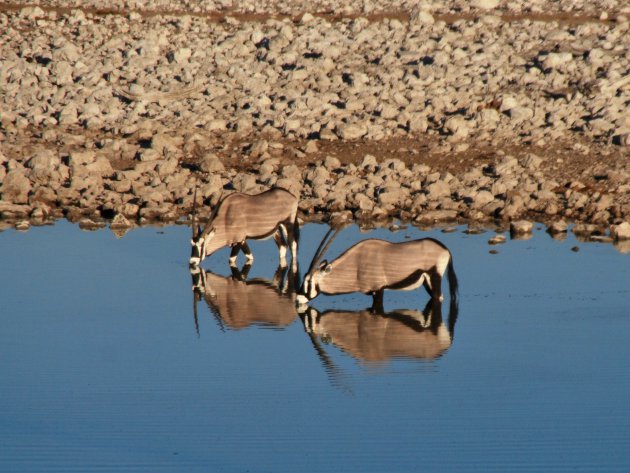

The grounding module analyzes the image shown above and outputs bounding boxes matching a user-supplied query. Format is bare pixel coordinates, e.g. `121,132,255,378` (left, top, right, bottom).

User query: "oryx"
301,299,456,362
189,187,299,270
191,264,300,333
297,228,458,311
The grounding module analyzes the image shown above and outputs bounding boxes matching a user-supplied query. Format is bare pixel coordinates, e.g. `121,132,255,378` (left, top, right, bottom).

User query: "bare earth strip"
0,1,629,244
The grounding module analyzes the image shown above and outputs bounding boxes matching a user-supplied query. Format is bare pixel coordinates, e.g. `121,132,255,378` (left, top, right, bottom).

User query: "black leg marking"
371,289,385,314
430,271,443,301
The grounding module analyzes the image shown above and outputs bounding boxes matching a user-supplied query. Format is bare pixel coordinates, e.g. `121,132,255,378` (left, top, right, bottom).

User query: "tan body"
299,237,458,311
191,265,299,332
302,300,454,363
190,188,299,270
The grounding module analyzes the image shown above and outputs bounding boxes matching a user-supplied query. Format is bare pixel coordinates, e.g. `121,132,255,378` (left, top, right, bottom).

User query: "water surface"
1,221,629,472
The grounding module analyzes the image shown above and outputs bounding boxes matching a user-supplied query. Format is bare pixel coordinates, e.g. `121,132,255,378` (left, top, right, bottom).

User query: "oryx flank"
297,229,458,311
189,187,299,270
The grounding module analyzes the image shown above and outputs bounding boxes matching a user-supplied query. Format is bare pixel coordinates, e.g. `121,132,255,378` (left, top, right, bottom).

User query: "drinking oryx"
189,187,299,270
297,228,458,311
191,264,300,334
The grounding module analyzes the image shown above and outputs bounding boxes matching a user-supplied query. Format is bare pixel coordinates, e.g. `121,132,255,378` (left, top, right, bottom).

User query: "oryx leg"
229,245,240,267
230,262,252,281
241,241,254,263
422,273,433,297
272,264,289,292
283,220,299,271
371,289,385,314
274,230,288,267
429,271,444,302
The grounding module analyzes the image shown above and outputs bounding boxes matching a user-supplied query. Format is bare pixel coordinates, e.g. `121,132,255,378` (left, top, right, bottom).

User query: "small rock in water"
15,220,30,231
110,213,132,229
571,246,580,252
510,220,533,235
610,222,630,241
488,234,506,245
548,220,568,234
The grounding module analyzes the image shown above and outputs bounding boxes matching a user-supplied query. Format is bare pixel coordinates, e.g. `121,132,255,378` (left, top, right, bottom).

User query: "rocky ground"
0,0,629,243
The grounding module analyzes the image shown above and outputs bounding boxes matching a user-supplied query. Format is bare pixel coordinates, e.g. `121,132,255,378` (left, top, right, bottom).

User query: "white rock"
471,0,500,10
610,222,630,240
510,220,533,234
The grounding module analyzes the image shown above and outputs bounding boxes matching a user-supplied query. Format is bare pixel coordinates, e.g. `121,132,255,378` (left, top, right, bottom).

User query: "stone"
361,154,378,170
488,234,506,245
426,180,451,200
1,170,32,204
610,222,630,241
336,123,367,140
520,153,543,170
68,150,97,166
548,220,568,234
415,209,458,223
85,157,115,176
110,213,132,229
200,154,225,173
542,52,573,69
471,0,500,9
510,220,533,235
323,156,341,170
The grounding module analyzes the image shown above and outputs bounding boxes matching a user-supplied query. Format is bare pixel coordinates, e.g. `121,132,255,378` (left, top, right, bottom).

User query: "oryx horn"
191,185,199,239
306,226,341,275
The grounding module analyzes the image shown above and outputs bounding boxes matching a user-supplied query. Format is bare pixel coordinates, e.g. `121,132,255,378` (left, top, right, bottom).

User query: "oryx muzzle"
189,187,299,270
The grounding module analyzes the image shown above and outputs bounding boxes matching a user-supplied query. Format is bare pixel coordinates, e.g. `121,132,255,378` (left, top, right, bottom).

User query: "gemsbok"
301,298,457,363
297,228,458,311
189,187,299,270
191,264,300,334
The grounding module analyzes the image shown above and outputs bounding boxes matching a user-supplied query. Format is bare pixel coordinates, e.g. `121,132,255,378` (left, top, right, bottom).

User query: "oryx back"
319,238,451,296
200,188,299,258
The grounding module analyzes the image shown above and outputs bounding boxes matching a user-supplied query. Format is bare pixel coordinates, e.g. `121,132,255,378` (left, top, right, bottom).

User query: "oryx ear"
318,260,328,270
320,260,332,273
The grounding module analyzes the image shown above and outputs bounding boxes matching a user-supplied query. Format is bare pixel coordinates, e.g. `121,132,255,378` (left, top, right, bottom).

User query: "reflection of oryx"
189,188,299,270
301,299,457,363
191,264,300,333
297,228,458,311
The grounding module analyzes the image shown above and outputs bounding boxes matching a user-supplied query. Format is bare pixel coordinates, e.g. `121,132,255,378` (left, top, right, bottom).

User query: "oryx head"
297,226,340,308
189,225,216,268
188,187,216,268
297,260,332,308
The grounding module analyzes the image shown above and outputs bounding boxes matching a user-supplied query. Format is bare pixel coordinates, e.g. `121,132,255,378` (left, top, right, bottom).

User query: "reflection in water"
191,264,300,334
301,299,458,364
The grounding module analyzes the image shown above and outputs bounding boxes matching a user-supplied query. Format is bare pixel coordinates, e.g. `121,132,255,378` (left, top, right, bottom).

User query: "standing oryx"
297,228,458,311
189,187,299,270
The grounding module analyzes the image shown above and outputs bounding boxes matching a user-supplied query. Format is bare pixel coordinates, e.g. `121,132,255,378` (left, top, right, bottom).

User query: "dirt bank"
0,1,629,241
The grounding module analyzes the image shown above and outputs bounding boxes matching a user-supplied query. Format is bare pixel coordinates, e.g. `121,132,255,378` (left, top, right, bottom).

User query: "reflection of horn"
193,290,200,338
301,312,354,394
306,226,343,275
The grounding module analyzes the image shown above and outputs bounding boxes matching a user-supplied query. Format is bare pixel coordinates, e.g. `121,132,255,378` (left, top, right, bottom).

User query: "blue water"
1,221,629,472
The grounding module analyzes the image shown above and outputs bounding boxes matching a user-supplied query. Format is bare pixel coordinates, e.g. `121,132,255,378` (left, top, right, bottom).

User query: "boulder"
1,170,32,204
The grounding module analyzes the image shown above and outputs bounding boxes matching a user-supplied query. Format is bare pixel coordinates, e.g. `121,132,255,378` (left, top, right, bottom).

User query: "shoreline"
1,1,629,242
